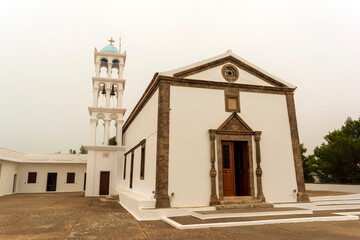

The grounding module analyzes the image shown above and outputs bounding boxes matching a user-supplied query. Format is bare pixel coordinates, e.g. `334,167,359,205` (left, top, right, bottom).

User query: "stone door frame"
216,133,255,200
208,113,266,205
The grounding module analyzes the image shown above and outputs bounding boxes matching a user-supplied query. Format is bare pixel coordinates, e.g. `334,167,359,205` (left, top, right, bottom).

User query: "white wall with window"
17,163,86,193
121,89,159,198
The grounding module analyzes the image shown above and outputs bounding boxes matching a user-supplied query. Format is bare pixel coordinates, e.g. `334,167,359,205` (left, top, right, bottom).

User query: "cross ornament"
108,37,115,44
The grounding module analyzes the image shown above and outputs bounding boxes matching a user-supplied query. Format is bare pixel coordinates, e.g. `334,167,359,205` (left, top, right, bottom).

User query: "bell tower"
85,38,126,197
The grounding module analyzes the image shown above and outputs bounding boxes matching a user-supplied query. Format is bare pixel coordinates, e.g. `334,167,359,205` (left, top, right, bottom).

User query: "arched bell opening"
98,83,107,108
112,59,120,78
111,68,119,79
109,119,117,145
110,84,118,108
100,67,108,78
99,58,108,78
96,117,105,145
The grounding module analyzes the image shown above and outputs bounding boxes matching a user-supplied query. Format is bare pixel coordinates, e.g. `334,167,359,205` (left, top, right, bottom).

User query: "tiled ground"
1,192,360,239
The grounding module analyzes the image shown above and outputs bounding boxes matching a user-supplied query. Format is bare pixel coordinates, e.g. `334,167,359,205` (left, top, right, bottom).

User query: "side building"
0,147,87,196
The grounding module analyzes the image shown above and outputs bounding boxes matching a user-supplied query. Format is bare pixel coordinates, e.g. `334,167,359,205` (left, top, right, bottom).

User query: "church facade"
0,41,308,215
119,49,309,211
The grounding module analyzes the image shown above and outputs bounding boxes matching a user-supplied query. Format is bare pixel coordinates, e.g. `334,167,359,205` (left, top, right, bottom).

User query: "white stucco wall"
122,89,158,197
240,92,297,203
0,160,18,196
85,149,122,196
17,163,86,193
186,64,273,87
168,86,297,207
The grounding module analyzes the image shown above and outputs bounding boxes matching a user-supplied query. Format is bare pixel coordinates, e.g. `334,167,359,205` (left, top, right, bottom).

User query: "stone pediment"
159,51,296,89
218,113,253,133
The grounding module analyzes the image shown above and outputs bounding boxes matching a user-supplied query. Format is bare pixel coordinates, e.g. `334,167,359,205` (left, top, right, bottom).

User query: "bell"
110,85,115,96
101,85,106,95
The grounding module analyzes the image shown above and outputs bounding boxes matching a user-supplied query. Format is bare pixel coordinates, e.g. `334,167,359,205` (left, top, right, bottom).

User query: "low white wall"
0,147,87,164
306,183,360,193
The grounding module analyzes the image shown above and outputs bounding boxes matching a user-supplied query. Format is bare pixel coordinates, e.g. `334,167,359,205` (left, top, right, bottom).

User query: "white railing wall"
0,147,87,163
306,183,360,193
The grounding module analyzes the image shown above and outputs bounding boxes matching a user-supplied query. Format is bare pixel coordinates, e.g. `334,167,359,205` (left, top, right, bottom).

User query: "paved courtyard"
1,192,360,239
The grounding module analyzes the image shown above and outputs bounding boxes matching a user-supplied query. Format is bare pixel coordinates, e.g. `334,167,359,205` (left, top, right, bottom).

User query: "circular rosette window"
221,64,239,82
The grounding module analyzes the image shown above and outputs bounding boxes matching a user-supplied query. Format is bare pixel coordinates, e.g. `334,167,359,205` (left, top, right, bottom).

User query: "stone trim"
218,112,253,133
165,77,293,95
224,89,240,113
254,131,265,201
285,92,310,203
221,64,239,82
154,82,171,208
122,75,294,134
124,139,146,156
173,55,287,87
209,130,218,205
123,73,159,132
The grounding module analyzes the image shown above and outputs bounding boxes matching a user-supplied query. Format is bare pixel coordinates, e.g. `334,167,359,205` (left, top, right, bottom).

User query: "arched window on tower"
110,84,118,108
98,83,107,108
100,58,108,78
109,119,117,145
96,115,105,145
112,59,120,78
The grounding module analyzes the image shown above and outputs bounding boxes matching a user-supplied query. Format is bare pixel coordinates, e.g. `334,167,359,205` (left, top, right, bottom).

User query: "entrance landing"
162,194,360,229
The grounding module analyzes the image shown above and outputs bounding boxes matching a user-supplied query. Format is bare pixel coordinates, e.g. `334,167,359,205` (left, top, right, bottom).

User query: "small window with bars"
67,172,75,184
27,172,37,184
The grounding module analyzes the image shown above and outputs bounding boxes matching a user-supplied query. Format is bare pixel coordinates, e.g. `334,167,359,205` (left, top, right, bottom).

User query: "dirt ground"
1,192,360,240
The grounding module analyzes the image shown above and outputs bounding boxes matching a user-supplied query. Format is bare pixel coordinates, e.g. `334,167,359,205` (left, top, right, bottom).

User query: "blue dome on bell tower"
100,44,119,53
100,37,119,53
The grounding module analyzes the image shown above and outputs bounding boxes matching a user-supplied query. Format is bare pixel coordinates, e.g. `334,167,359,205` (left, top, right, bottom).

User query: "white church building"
0,40,309,219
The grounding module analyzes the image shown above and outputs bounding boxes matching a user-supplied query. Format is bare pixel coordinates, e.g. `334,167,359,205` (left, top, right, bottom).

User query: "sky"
0,0,359,154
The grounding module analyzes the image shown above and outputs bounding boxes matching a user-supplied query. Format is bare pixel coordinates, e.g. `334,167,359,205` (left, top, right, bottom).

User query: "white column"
116,120,124,146
117,89,123,108
103,119,111,145
105,87,111,108
107,62,113,78
93,86,99,107
95,61,101,77
90,119,97,145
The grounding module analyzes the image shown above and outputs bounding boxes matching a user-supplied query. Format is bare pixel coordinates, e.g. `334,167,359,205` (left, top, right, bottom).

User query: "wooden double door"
222,141,249,196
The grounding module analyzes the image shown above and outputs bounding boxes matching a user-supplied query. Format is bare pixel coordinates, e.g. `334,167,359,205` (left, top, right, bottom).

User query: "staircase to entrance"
215,196,273,210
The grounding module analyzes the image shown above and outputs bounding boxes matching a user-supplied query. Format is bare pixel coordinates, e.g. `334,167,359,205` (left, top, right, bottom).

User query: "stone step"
105,194,119,200
100,197,119,203
215,202,273,210
219,199,263,205
223,196,253,201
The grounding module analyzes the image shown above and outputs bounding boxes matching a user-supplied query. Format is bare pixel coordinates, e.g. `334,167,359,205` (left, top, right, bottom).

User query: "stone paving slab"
195,207,304,215
1,192,360,239
170,211,343,225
